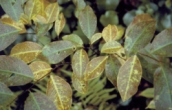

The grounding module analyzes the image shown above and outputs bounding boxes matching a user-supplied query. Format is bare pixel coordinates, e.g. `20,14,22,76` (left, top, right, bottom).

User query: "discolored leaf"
90,33,102,45
42,40,76,64
0,56,34,86
116,25,125,40
102,24,118,42
124,14,156,56
55,13,66,36
101,40,123,54
117,55,142,101
24,92,57,110
47,75,72,110
150,28,172,57
79,6,97,39
29,61,52,81
105,55,121,87
10,41,42,63
84,56,108,80
139,88,154,98
154,66,172,110
19,13,31,25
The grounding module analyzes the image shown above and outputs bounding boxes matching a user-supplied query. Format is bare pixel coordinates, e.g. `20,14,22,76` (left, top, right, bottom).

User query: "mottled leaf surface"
117,55,142,101
90,33,102,45
55,13,66,36
0,56,34,86
24,92,57,110
10,41,42,63
47,75,72,110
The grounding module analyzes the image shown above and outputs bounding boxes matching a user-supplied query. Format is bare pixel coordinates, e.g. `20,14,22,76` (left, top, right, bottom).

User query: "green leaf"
0,55,34,86
47,75,72,110
35,22,53,37
146,100,155,109
105,55,121,87
84,56,108,80
0,21,19,51
0,0,23,21
154,66,172,110
124,14,156,56
42,40,76,64
150,28,172,57
79,6,97,39
72,0,86,10
139,88,154,98
117,55,142,101
0,82,14,106
96,0,119,11
90,33,102,45
24,92,57,110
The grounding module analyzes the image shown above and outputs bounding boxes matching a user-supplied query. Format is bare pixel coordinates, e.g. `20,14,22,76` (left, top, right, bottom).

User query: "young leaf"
139,88,154,98
101,40,123,54
0,82,14,106
47,75,72,110
29,61,52,81
42,40,76,64
102,24,118,42
10,41,42,63
84,56,108,80
150,28,172,57
124,14,156,56
24,92,57,110
90,33,102,45
0,21,19,51
154,66,172,110
55,13,66,36
105,55,121,87
0,56,34,86
79,6,97,39
117,55,142,101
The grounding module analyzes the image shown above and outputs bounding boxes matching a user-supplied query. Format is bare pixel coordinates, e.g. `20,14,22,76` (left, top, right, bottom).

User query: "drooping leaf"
0,82,14,106
29,61,52,81
150,28,172,57
0,56,34,86
105,55,121,87
10,41,42,63
102,24,118,42
117,55,142,101
24,92,57,110
79,6,97,39
101,40,123,54
124,14,156,56
55,13,66,36
42,40,76,64
90,33,102,45
84,56,108,80
154,66,172,110
47,75,72,110
0,21,19,51
139,88,154,98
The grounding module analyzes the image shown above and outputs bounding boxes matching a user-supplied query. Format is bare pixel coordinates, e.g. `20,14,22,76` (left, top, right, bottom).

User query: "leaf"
124,14,156,56
146,100,155,109
35,22,53,37
10,41,42,63
116,25,125,40
102,24,118,42
105,55,121,87
117,55,142,101
72,0,86,10
0,82,14,106
47,75,72,110
139,88,154,98
150,28,172,57
55,13,66,36
84,56,108,80
24,92,57,110
29,61,52,81
154,66,172,110
79,5,97,39
0,21,19,51
90,33,102,45
42,40,76,64
0,0,23,21
0,55,34,86
101,40,123,54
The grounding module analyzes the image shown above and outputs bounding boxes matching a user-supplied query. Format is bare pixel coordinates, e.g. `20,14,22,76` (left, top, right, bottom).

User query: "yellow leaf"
102,24,118,42
19,13,31,25
55,13,66,36
29,61,52,81
10,41,42,63
116,25,125,40
47,75,72,110
90,33,102,45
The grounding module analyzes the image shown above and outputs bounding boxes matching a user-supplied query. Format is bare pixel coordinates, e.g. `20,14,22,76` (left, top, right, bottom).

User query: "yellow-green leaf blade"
47,75,72,110
55,13,66,36
117,55,142,101
90,33,102,45
139,88,154,98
